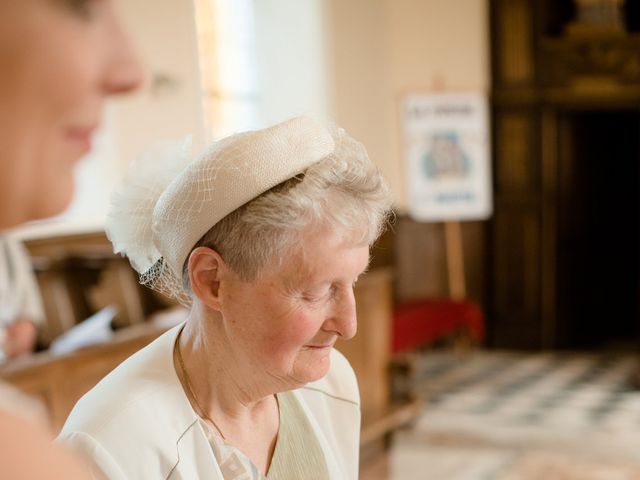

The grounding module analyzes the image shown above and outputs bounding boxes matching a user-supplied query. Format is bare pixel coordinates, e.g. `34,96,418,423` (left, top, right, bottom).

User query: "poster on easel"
402,92,492,222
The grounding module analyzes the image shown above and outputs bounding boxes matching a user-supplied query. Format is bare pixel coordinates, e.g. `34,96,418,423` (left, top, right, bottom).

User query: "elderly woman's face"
0,0,142,228
218,228,370,386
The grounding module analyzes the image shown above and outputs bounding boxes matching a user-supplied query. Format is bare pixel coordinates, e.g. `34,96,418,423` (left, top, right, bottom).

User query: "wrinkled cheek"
262,333,300,363
261,326,309,366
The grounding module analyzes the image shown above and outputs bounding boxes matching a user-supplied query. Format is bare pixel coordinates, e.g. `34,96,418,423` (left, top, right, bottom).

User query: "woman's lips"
66,125,98,153
306,343,334,349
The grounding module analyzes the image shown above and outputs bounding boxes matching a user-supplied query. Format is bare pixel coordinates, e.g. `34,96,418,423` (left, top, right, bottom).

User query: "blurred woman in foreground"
0,0,142,477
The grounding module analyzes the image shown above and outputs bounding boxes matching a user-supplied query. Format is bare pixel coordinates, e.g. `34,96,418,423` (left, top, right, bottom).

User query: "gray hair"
182,128,392,291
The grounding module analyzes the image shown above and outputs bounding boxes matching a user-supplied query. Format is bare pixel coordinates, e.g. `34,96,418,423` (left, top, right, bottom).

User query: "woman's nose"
323,288,357,340
102,19,145,94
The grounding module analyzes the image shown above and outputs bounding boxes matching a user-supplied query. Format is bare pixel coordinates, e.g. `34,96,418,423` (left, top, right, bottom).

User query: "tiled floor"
360,350,640,480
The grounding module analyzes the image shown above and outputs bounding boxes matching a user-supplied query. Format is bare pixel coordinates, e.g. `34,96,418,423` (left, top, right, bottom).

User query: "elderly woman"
59,116,391,479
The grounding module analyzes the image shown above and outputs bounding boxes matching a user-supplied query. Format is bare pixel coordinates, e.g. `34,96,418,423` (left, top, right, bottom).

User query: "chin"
41,195,73,218
33,184,74,221
294,355,332,384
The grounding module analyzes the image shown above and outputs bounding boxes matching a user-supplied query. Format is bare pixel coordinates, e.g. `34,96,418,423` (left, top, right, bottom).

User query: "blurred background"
3,0,640,478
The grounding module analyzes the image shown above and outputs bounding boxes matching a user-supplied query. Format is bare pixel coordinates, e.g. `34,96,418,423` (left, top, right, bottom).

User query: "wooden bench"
0,323,167,431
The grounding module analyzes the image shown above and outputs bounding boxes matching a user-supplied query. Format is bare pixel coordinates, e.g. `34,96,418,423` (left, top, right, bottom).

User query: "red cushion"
392,299,485,354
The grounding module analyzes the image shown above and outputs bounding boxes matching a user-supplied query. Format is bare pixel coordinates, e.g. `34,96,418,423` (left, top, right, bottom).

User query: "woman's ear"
187,247,225,310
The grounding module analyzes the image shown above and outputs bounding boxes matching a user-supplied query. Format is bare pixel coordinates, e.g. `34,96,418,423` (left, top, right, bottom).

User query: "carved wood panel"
491,205,542,348
494,0,535,85
495,111,539,193
491,0,640,349
540,36,640,87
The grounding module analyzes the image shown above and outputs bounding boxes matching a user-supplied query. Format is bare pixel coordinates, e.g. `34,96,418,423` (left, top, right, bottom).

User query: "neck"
175,309,277,425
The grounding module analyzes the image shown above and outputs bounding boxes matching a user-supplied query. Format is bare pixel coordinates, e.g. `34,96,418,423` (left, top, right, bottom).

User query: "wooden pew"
0,323,166,431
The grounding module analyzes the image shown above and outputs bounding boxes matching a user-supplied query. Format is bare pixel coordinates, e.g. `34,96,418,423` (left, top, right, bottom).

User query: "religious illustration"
422,131,471,180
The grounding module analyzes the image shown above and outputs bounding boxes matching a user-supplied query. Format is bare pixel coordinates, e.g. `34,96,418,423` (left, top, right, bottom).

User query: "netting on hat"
105,135,196,306
106,118,335,307
137,136,260,307
138,256,192,306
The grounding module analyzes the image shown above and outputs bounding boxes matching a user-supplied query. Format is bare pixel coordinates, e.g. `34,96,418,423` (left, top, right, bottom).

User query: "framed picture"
402,92,492,222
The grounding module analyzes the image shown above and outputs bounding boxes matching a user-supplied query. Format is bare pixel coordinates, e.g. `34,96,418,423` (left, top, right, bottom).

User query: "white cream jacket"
58,325,361,479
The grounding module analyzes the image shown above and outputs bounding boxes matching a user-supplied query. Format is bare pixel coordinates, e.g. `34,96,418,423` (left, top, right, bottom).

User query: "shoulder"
62,363,169,439
59,326,197,477
301,348,359,407
60,430,128,480
63,336,169,433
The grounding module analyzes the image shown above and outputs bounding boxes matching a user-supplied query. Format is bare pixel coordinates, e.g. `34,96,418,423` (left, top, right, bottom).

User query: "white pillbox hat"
107,116,335,299
153,116,335,276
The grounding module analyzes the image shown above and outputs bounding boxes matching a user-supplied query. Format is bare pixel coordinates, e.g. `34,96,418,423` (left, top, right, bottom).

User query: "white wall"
324,0,395,202
112,0,206,164
253,0,332,126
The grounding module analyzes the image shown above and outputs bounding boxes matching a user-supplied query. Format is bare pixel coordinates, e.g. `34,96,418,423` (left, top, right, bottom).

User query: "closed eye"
65,0,100,20
302,278,359,304
302,284,333,303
